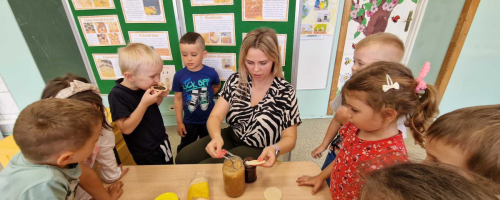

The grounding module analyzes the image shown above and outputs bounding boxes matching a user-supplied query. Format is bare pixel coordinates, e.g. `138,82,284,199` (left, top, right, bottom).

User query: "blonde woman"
176,28,301,166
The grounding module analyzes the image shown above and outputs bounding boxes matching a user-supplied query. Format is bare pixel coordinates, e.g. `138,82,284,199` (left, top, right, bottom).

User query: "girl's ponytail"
408,84,439,147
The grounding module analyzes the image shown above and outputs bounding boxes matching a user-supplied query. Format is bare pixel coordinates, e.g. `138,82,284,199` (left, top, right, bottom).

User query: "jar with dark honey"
243,157,257,183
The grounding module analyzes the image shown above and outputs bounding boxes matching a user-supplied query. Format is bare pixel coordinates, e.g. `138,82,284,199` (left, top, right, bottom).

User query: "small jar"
243,157,257,183
222,155,245,197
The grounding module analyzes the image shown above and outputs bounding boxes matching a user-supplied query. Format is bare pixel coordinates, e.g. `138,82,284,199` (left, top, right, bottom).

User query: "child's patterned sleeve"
357,151,409,176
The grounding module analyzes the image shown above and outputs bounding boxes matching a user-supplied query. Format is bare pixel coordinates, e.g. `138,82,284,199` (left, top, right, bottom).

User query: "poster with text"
243,33,286,66
92,54,123,80
129,31,172,60
301,0,339,35
78,15,125,46
120,0,166,23
202,53,237,81
193,13,235,46
161,65,176,90
72,0,115,10
242,0,289,21
191,0,233,6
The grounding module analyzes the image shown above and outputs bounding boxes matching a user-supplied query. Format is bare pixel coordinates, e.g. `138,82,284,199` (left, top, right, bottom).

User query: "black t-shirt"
108,79,166,158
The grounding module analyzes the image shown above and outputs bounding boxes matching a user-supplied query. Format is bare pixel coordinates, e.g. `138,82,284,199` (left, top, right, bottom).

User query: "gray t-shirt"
0,152,81,200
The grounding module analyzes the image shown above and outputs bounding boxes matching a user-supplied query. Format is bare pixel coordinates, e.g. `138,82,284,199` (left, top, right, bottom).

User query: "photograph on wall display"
120,0,166,23
301,0,339,35
242,0,289,21
193,14,236,46
129,31,173,60
191,0,233,6
92,54,124,80
202,53,237,81
72,0,115,10
78,15,125,46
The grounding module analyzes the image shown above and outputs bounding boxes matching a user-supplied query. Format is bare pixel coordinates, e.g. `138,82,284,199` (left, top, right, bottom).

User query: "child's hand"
205,136,224,158
311,145,327,159
106,181,124,200
257,146,278,168
140,88,162,106
296,175,325,195
118,165,129,180
159,89,170,98
177,123,187,137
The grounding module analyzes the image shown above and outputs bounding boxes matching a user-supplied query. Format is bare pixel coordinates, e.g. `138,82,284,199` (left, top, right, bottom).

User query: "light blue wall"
439,0,500,115
0,2,45,113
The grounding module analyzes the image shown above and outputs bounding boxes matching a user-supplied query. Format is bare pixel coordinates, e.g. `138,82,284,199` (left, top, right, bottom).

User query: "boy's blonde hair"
238,28,283,96
13,98,103,162
118,43,163,74
426,105,500,183
356,33,405,59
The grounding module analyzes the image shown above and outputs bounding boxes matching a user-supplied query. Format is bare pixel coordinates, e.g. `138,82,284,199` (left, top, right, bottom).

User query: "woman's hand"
205,136,224,158
257,146,278,168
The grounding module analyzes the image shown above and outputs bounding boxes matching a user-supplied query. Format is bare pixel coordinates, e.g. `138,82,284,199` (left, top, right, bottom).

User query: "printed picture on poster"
72,0,115,10
92,54,123,80
242,0,289,21
191,0,233,6
202,53,237,81
78,15,126,46
193,14,236,46
160,65,176,90
129,31,173,60
316,11,331,22
301,0,339,35
313,24,327,34
120,0,166,23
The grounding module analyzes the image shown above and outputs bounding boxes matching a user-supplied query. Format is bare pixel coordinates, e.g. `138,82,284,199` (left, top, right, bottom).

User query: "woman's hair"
41,74,111,130
360,163,500,200
342,61,439,147
237,28,283,96
426,104,500,182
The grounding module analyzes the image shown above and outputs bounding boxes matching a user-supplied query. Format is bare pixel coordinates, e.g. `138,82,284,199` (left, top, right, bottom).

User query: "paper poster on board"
120,0,166,23
72,0,115,10
129,31,173,60
161,65,176,90
193,13,235,46
301,0,339,35
191,0,233,6
242,0,289,21
92,54,124,80
78,15,126,46
202,53,237,81
243,33,286,66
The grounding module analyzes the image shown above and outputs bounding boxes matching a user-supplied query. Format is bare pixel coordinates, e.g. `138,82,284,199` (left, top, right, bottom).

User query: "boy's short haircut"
180,32,205,51
426,105,500,182
13,98,103,162
118,43,163,74
356,32,405,55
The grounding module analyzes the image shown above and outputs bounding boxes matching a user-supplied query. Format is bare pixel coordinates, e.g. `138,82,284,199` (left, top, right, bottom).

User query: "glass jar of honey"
222,155,245,197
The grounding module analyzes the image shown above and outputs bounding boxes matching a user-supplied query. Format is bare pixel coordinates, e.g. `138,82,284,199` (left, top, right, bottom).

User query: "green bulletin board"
66,0,183,94
181,0,296,82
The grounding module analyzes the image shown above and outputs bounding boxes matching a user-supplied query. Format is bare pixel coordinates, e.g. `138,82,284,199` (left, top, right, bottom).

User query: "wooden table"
117,161,331,199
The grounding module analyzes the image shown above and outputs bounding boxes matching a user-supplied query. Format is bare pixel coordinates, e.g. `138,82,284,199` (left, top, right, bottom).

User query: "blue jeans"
321,151,337,187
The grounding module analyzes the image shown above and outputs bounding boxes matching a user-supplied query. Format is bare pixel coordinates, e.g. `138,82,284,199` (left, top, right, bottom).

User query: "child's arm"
311,106,348,158
174,92,187,137
212,83,221,94
115,88,162,134
296,162,333,195
96,146,128,183
156,89,170,106
79,163,123,200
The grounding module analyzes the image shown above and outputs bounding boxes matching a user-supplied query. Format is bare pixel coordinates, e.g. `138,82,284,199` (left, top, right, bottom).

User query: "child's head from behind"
118,43,163,90
13,98,103,166
179,32,207,71
425,105,500,183
360,163,500,200
342,61,439,145
353,33,404,74
41,73,111,130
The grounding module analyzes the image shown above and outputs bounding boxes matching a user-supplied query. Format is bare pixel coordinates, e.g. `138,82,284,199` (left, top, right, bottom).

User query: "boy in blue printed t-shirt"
173,32,221,153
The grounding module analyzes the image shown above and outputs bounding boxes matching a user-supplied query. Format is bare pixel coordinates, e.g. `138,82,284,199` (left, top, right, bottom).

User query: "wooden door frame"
435,0,481,99
327,0,481,115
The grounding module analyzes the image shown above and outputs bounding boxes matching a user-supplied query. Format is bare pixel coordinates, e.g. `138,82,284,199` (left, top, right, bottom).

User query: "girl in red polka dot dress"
297,62,439,199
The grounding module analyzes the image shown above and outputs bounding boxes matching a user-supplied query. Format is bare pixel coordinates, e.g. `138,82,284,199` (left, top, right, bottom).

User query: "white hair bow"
382,74,399,92
54,80,100,99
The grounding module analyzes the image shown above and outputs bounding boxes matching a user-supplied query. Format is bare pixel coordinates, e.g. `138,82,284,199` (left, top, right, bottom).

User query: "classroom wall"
0,2,46,116
407,0,465,84
439,0,500,115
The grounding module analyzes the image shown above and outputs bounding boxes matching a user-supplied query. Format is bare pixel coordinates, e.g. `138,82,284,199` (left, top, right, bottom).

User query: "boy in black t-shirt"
108,43,173,165
173,32,221,153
